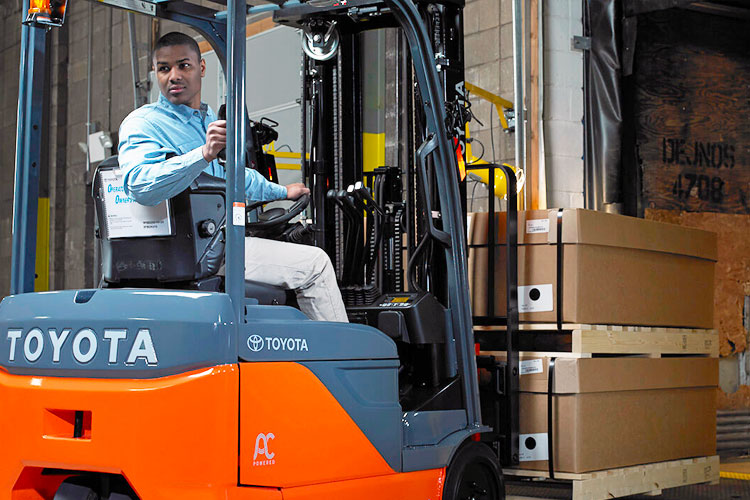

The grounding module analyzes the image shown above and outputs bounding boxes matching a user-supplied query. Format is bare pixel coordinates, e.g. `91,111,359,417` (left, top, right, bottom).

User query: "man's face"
153,44,205,109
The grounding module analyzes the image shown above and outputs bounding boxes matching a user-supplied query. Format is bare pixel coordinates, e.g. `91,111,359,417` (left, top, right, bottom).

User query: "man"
118,32,347,322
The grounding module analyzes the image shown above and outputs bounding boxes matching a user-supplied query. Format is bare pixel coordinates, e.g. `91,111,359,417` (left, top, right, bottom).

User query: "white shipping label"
526,218,550,234
233,202,245,226
519,284,554,313
520,358,544,375
519,433,549,462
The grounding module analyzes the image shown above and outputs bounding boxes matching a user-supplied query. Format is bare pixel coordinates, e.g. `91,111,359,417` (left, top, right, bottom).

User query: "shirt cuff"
186,146,210,171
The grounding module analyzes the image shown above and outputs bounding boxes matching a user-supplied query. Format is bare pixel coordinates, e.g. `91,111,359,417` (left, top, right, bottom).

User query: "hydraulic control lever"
347,184,376,283
347,184,373,217
328,189,358,284
353,181,384,215
338,189,366,284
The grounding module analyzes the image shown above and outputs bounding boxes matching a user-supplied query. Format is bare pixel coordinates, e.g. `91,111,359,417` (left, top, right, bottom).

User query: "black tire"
53,479,100,500
443,441,505,500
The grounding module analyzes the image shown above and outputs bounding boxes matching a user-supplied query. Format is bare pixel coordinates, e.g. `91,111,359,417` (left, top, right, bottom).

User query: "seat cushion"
244,280,288,306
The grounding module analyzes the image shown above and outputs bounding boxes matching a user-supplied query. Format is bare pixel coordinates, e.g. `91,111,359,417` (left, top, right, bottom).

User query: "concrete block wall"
1,1,23,296
464,0,585,212
463,0,513,212
543,0,585,209
55,4,153,290
0,3,153,294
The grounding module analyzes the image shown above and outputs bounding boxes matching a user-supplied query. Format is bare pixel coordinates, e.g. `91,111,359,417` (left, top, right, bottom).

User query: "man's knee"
309,246,334,274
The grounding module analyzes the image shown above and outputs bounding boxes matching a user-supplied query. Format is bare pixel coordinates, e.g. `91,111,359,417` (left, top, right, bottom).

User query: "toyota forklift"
0,0,523,498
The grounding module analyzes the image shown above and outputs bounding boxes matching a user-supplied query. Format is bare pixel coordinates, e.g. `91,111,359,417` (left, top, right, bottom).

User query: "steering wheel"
245,194,310,233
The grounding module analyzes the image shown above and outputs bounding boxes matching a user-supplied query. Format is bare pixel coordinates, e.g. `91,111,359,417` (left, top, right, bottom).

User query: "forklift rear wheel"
53,479,100,500
444,442,505,500
52,475,137,500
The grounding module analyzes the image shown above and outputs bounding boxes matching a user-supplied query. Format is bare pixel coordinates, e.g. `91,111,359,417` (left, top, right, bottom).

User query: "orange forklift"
1,0,523,498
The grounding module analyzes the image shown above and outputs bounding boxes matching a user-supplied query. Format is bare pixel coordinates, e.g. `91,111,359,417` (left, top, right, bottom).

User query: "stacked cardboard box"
486,354,718,473
468,209,717,327
471,209,719,474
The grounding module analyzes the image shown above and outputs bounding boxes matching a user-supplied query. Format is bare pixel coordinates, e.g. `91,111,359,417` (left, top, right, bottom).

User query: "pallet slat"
475,324,718,357
478,323,715,333
573,329,718,356
504,456,720,500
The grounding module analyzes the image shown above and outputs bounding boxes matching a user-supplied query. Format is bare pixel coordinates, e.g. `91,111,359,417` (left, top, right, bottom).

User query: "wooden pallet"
504,455,720,500
474,324,718,357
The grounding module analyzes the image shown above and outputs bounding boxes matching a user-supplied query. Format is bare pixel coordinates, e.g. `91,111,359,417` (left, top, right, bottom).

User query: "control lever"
346,182,382,282
329,189,358,284
353,181,384,215
347,184,372,216
337,189,365,284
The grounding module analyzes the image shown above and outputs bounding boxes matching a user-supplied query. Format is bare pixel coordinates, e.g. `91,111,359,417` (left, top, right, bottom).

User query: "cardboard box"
489,355,718,473
469,209,717,328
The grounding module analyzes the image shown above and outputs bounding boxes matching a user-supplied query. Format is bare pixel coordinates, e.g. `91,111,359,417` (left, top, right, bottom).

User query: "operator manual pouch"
468,209,717,328
98,168,172,239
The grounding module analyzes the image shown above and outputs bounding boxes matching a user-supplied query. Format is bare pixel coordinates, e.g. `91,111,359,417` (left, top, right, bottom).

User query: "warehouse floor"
506,478,750,499
505,456,750,499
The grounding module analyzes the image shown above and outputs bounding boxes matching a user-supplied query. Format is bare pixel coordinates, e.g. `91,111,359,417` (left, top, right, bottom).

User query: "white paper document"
99,169,172,239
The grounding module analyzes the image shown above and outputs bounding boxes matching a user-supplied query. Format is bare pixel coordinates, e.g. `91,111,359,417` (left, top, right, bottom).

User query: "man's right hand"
202,120,227,162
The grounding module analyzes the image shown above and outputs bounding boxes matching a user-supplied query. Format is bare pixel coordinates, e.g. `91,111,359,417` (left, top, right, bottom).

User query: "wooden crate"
475,323,718,357
505,456,720,500
633,9,750,215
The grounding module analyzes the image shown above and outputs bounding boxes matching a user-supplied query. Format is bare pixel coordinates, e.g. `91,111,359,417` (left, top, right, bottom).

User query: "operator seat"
93,156,288,306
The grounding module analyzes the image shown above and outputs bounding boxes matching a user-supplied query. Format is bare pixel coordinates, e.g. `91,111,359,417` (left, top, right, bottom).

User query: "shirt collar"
157,93,205,124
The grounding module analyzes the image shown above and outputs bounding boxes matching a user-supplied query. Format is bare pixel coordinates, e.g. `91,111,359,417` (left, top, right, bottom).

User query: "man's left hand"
286,183,310,200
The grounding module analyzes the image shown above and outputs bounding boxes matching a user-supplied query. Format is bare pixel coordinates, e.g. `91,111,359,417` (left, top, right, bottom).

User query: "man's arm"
200,118,288,203
244,167,287,202
119,116,208,206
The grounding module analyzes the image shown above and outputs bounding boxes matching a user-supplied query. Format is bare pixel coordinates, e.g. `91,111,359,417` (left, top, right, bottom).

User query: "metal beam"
686,2,750,19
385,0,481,430
225,0,248,326
161,2,228,71
11,2,46,295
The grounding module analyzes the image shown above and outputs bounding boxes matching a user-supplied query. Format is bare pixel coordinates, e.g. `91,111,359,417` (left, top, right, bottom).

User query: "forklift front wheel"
443,441,505,500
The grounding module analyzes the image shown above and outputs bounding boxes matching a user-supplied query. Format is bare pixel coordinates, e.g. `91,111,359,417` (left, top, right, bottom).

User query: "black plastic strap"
547,357,556,480
549,210,563,478
556,209,564,331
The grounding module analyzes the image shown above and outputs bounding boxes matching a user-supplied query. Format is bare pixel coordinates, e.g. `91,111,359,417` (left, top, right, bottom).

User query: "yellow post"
34,197,49,291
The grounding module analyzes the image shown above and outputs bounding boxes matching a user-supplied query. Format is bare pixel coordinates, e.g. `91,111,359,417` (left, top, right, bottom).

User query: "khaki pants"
244,237,348,322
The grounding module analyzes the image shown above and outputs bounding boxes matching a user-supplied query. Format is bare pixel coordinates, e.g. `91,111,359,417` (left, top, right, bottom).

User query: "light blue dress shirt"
118,94,287,206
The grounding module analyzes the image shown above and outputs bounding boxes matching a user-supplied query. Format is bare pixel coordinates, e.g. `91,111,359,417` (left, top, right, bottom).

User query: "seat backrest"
93,156,226,286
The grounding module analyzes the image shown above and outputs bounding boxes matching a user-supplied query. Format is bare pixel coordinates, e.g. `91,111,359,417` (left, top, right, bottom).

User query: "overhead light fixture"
24,0,67,27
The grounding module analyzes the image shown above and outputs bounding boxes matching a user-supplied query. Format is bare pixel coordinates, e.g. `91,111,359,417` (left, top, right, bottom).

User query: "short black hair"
152,32,201,61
